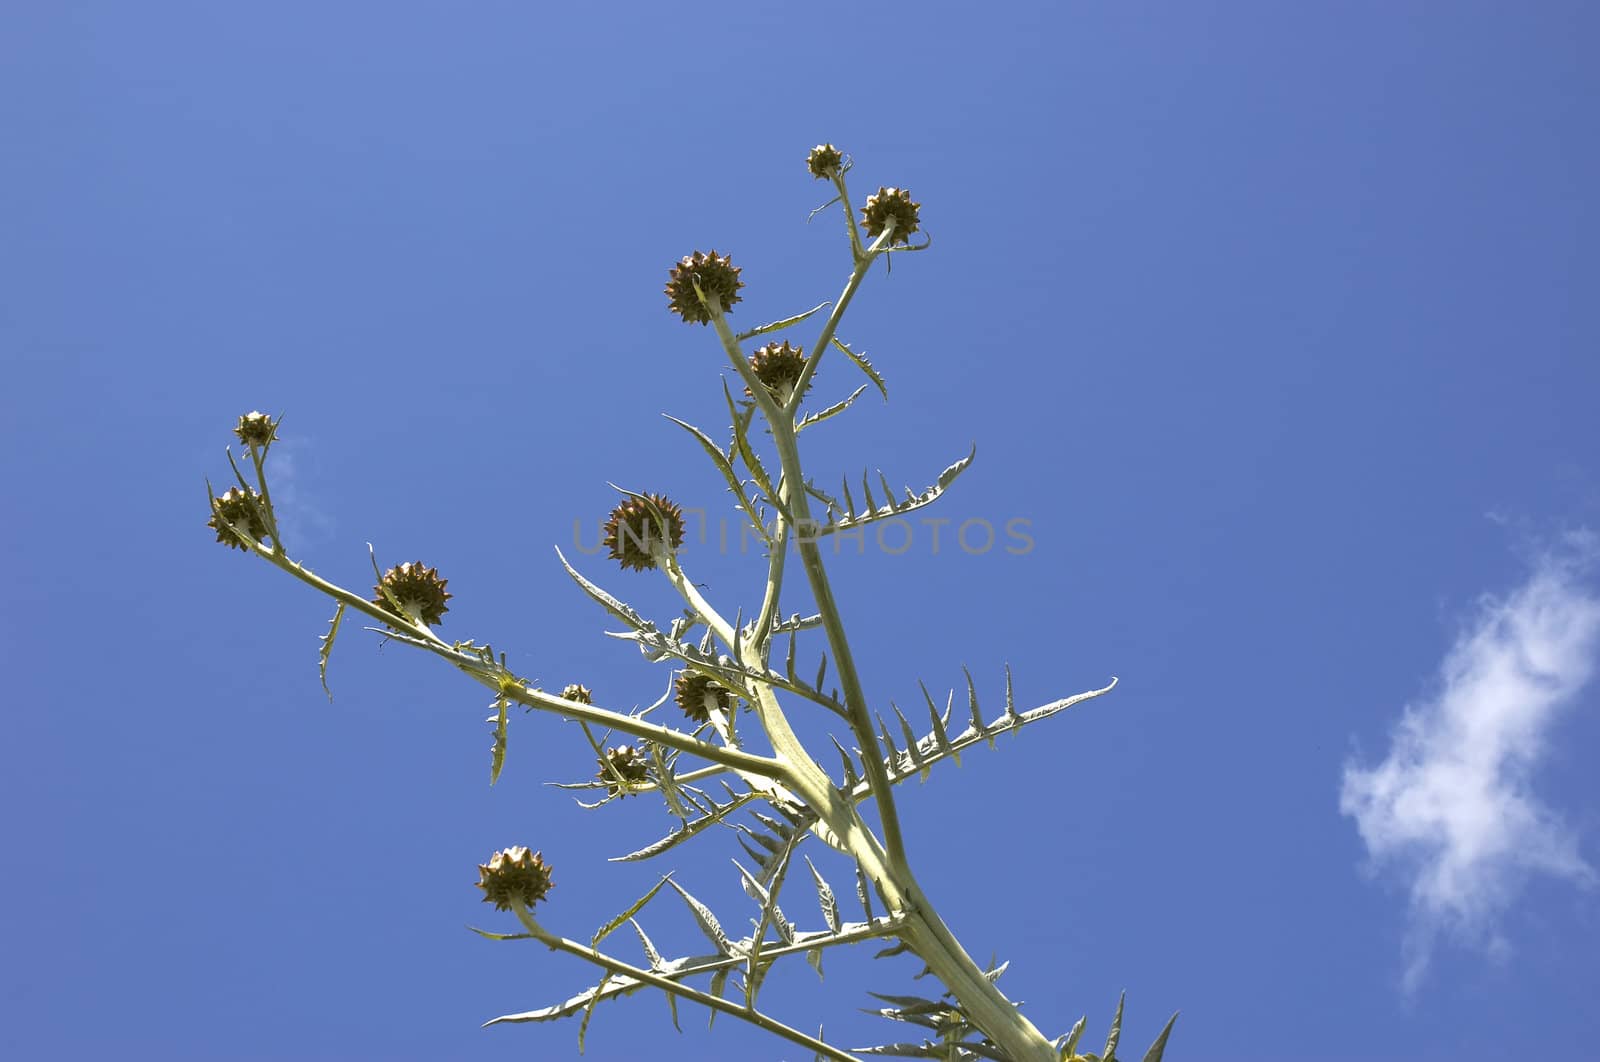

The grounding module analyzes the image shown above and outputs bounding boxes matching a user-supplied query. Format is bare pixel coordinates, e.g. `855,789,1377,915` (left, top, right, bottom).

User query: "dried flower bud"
372,561,452,626
665,250,743,325
559,684,593,705
603,494,686,571
597,744,650,795
861,186,922,246
475,846,553,911
674,673,733,724
208,486,269,551
233,411,278,448
807,144,843,179
745,340,811,404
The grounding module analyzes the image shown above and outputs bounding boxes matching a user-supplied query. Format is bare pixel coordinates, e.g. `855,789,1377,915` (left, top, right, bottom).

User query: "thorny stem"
704,243,1060,1061
507,904,863,1062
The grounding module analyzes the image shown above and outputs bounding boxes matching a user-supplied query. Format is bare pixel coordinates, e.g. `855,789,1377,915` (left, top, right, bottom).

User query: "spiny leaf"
592,875,673,948
962,667,991,748
578,971,611,1052
918,680,955,765
1058,1016,1087,1055
831,336,888,400
554,546,646,627
855,864,875,922
1103,993,1125,1059
318,602,344,701
804,855,841,934
1141,1012,1179,1062
736,299,830,341
488,695,509,786
831,735,861,789
612,790,761,861
629,918,663,969
891,702,926,780
797,383,869,432
466,926,533,941
706,968,730,1029
663,414,770,544
1003,663,1020,727
668,879,734,956
807,947,825,981
817,444,975,535
721,378,778,502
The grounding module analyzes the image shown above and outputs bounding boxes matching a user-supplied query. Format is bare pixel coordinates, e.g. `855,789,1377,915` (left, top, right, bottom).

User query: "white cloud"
1340,534,1600,992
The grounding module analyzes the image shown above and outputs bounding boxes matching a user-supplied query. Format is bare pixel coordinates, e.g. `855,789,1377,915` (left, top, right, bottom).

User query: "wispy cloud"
1340,533,1600,992
265,439,335,547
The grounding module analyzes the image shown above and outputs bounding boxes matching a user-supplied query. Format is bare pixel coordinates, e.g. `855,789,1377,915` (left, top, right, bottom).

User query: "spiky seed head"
807,144,844,179
745,341,811,404
233,411,278,448
208,486,269,551
559,683,593,705
597,744,650,796
372,561,452,626
475,846,553,911
665,251,743,325
674,673,732,724
861,186,922,246
603,493,686,571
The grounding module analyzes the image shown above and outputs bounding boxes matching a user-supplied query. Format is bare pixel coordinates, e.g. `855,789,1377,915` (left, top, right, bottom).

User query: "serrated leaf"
629,918,663,969
489,696,509,786
797,383,870,432
831,336,887,400
554,546,646,627
707,968,729,1029
736,298,830,341
1103,992,1125,1059
803,855,841,934
1059,1015,1087,1055
317,603,344,701
721,378,778,502
611,791,760,861
592,875,673,948
664,414,770,544
668,880,733,956
1141,1013,1178,1062
578,971,611,1051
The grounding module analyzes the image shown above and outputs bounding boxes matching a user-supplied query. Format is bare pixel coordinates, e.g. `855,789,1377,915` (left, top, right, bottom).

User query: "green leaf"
735,299,830,341
830,336,888,400
318,602,344,702
1140,1013,1178,1062
592,874,673,948
668,879,733,955
663,414,770,544
1103,993,1125,1059
796,384,869,432
488,695,509,786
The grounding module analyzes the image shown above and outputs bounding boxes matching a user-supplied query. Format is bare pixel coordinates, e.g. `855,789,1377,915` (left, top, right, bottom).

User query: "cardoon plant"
204,145,1176,1062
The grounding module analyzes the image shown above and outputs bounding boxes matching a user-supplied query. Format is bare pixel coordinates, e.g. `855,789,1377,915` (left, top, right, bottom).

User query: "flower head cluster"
233,411,278,448
603,494,686,571
597,745,650,796
675,673,734,724
372,561,452,626
559,683,593,705
665,251,743,324
807,143,844,179
862,186,922,246
208,486,269,551
475,846,554,912
745,341,811,404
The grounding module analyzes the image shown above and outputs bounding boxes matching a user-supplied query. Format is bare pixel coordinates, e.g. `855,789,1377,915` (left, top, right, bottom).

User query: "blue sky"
4,3,1598,1059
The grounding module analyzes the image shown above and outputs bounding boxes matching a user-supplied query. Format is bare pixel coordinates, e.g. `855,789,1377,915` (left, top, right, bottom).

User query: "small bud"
372,561,452,626
745,340,811,404
475,846,554,912
233,411,278,448
674,672,732,724
597,744,650,796
603,494,686,572
664,251,744,325
861,187,922,246
559,684,593,705
208,486,269,551
807,143,844,180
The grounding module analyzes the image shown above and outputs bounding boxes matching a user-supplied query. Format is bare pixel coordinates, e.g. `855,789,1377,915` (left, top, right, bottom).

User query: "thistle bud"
372,561,452,626
603,494,686,572
745,340,811,404
475,846,554,911
807,144,843,180
208,486,269,551
861,186,922,246
674,673,733,724
559,684,593,705
597,745,650,795
665,250,743,325
233,411,278,448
